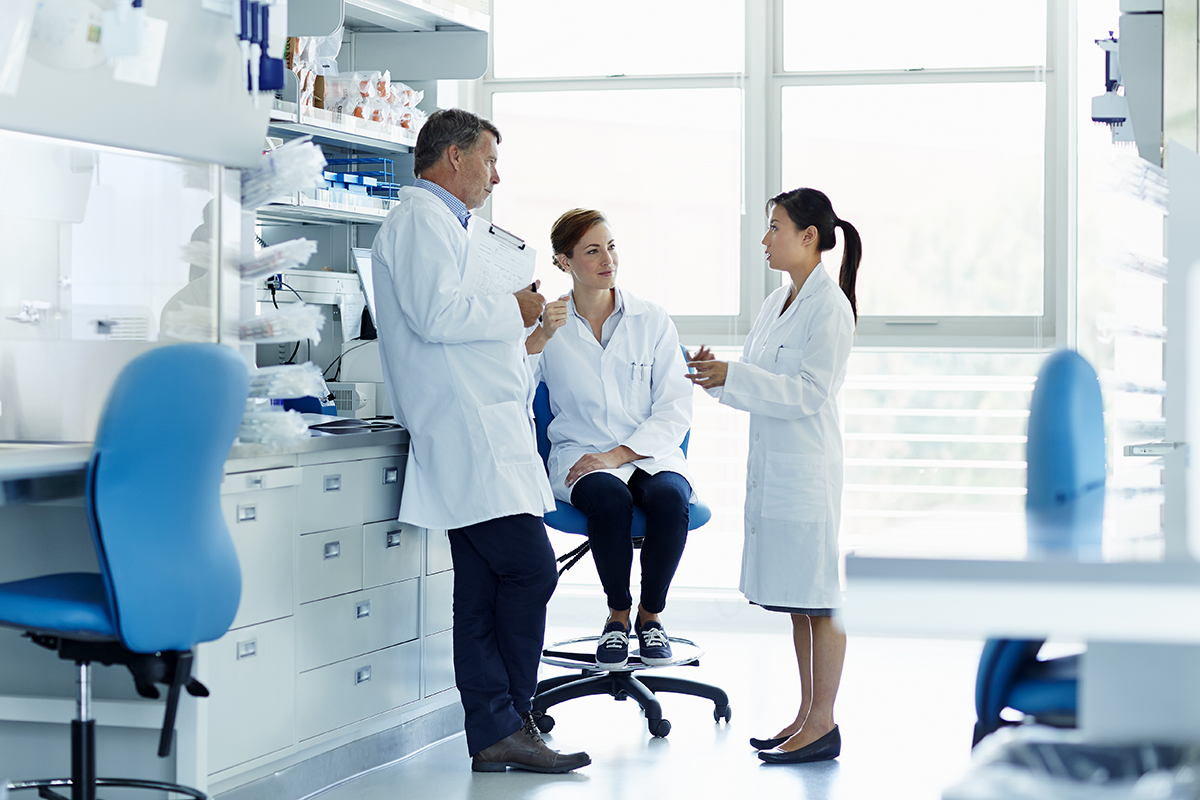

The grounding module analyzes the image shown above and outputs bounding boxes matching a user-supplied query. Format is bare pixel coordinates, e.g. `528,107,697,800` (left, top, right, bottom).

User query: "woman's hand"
541,294,569,335
565,446,640,488
525,294,570,354
687,346,728,389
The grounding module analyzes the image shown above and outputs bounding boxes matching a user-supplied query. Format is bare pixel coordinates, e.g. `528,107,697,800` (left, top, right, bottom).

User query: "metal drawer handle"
237,504,257,522
237,639,257,660
383,467,399,485
247,475,265,489
386,531,403,549
356,666,372,685
355,600,371,619
324,474,341,492
324,541,341,560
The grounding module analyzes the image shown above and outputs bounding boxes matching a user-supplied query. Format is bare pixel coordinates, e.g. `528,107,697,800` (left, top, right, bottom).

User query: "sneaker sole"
638,655,674,667
472,757,592,774
596,658,628,670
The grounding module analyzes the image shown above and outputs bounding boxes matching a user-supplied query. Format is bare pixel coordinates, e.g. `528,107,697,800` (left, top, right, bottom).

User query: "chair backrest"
1025,349,1105,553
975,638,1045,731
86,344,248,654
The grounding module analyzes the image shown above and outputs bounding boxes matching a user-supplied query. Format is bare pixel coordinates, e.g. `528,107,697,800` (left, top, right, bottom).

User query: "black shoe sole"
472,756,592,774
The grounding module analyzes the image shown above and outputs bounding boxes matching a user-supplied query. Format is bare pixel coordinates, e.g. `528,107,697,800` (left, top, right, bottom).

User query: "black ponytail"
834,218,861,323
769,188,862,323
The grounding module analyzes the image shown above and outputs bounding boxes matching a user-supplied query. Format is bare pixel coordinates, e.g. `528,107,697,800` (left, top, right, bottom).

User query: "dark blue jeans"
448,514,558,755
570,469,691,615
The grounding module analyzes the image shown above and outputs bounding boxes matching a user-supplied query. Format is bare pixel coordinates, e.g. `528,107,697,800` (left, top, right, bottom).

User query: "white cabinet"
205,617,297,773
296,639,421,741
296,578,420,672
197,436,457,794
364,521,422,588
298,526,365,603
221,468,301,629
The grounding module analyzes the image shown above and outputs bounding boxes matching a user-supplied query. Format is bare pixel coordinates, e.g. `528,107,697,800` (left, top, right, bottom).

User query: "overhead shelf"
288,0,488,80
289,0,488,35
344,0,488,33
269,108,417,156
256,192,393,225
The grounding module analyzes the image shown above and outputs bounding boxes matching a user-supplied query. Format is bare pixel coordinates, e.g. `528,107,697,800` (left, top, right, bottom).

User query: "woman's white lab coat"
534,288,694,504
371,186,555,531
715,266,854,609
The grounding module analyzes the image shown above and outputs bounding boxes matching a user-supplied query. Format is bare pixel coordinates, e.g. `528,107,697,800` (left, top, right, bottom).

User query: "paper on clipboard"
461,220,537,296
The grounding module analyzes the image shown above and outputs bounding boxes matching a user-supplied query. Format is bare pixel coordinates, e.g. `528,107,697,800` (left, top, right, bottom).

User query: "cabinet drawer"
298,526,363,604
296,640,420,741
204,617,295,773
426,529,452,575
220,481,297,629
297,460,363,534
423,628,455,697
361,455,405,524
424,569,454,635
363,521,421,589
295,579,419,672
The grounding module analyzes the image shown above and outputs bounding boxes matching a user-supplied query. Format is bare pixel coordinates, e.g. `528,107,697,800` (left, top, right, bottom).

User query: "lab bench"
0,431,460,799
844,555,1200,744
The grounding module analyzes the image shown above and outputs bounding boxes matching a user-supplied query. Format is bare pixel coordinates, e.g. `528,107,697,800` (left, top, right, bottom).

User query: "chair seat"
0,573,116,640
545,499,713,538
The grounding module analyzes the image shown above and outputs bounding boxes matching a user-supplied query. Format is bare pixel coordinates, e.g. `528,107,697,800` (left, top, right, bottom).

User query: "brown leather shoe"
471,719,591,773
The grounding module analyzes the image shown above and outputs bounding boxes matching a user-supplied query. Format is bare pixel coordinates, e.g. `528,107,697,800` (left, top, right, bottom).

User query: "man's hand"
515,280,546,327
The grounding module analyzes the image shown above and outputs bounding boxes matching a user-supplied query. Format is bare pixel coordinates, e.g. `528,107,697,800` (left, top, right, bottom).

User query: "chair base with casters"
3,632,210,800
533,635,732,738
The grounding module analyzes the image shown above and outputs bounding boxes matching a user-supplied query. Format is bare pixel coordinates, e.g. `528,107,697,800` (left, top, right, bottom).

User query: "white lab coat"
371,186,555,531
714,265,854,609
534,288,694,504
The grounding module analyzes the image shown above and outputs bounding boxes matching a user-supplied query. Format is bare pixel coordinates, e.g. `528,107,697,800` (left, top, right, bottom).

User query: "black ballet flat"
749,735,789,750
758,726,841,764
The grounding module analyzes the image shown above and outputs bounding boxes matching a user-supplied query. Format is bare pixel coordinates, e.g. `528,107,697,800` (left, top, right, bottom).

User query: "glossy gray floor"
309,621,983,800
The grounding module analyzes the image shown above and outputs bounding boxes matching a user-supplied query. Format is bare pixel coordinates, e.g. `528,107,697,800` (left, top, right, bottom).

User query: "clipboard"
461,219,537,296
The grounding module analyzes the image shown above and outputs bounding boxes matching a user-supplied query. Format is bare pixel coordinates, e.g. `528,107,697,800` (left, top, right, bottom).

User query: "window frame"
478,0,1077,351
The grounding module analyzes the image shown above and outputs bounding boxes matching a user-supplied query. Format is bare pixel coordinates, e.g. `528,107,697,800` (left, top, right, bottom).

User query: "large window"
478,1,1106,586
485,0,1066,348
489,89,742,315
493,0,744,78
780,82,1046,317
781,0,1047,72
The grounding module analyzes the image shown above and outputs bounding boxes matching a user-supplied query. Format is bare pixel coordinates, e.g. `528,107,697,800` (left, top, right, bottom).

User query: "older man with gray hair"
371,108,590,773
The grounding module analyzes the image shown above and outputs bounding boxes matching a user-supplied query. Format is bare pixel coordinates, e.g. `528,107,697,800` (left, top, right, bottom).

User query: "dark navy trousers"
570,469,691,614
447,514,558,755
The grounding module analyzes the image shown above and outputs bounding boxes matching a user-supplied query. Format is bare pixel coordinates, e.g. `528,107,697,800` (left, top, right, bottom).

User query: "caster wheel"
535,714,555,733
648,718,671,738
714,704,732,723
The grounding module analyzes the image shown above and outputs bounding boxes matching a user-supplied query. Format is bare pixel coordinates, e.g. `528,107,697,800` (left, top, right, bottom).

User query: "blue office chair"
972,349,1101,746
0,344,248,800
530,359,730,738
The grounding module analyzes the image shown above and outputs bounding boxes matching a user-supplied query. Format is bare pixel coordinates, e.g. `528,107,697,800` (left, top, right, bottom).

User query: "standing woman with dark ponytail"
688,188,860,765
